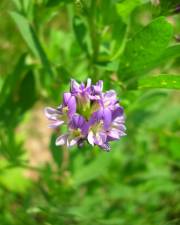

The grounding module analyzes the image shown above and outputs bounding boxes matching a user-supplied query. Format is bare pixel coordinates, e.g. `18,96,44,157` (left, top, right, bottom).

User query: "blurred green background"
0,0,180,225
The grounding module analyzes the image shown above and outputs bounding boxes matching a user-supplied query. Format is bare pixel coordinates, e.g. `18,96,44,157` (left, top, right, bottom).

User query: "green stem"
81,0,100,78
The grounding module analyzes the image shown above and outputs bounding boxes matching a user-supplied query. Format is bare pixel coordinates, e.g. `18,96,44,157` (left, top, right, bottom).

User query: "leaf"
17,70,37,112
159,0,180,15
0,68,37,128
144,45,180,70
111,18,127,57
100,0,121,24
0,129,25,163
49,134,63,168
0,54,27,105
169,137,180,160
142,105,180,129
0,159,31,193
139,75,180,89
45,0,72,7
73,153,110,186
118,17,173,80
159,44,180,63
142,44,180,71
10,11,53,76
73,16,90,56
11,0,22,10
10,12,38,57
22,0,31,12
56,66,71,83
116,0,140,23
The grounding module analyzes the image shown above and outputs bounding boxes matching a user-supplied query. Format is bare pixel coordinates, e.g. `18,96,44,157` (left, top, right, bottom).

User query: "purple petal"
63,93,76,117
94,132,107,146
88,110,103,126
78,115,85,127
56,134,68,146
90,95,101,100
103,108,112,129
71,79,80,94
113,116,125,125
104,90,116,99
81,122,89,135
80,82,85,90
89,108,112,129
92,80,103,94
67,96,76,117
103,90,117,107
70,115,79,129
70,114,85,129
63,92,72,105
68,137,79,147
108,128,121,140
86,78,92,88
44,107,61,119
112,106,124,120
87,131,95,146
101,143,111,151
48,120,64,128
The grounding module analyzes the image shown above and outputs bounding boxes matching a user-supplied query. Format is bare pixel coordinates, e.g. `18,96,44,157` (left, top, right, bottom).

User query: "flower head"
44,79,126,151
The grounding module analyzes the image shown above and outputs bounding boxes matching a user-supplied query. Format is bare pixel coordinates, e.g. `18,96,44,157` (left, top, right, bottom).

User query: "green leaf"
139,75,180,89
73,153,110,186
116,0,140,23
159,44,180,63
17,70,37,112
0,129,25,163
45,0,72,7
0,54,27,105
11,0,22,10
111,18,127,57
118,17,173,80
49,134,63,168
10,12,38,57
22,0,31,12
56,66,71,83
144,45,180,70
169,137,180,160
10,11,53,76
0,67,37,128
0,160,31,193
142,44,180,71
159,0,180,15
142,104,180,129
101,0,121,24
73,16,90,56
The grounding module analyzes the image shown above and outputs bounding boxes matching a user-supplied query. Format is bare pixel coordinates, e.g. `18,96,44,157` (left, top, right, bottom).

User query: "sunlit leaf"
139,75,180,89
116,0,140,23
0,160,31,193
118,17,173,80
10,11,53,76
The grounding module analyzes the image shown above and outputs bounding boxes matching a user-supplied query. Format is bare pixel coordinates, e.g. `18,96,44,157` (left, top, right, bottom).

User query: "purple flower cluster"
44,79,126,151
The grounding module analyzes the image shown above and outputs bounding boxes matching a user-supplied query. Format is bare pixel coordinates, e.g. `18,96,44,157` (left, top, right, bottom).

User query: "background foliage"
0,0,180,224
